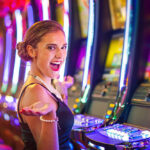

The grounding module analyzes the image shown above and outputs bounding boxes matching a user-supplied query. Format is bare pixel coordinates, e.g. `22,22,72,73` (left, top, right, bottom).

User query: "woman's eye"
61,45,67,50
48,46,56,50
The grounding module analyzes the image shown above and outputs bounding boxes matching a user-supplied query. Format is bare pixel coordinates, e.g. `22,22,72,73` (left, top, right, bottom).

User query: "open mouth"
50,62,61,71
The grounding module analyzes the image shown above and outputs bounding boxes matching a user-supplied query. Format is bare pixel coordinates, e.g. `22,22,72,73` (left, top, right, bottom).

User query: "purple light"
1,28,12,91
1,14,12,92
0,36,3,66
27,5,34,27
4,15,11,27
14,118,20,126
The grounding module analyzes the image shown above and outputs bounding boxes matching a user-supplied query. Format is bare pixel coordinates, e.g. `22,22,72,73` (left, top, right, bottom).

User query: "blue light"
105,115,110,119
11,9,23,94
88,142,105,150
4,113,10,121
2,28,12,92
81,84,90,103
82,0,95,91
119,0,131,90
24,4,35,81
59,0,70,81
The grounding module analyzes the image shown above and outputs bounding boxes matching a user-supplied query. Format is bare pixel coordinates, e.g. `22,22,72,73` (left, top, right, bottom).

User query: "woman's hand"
54,75,74,103
54,75,74,94
63,75,74,88
19,101,52,116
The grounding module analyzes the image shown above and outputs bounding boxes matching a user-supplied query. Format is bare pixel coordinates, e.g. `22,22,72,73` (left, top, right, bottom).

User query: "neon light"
5,96,14,103
11,9,23,94
4,15,11,27
1,15,12,92
24,4,34,81
59,0,70,81
4,113,10,121
0,36,3,66
42,0,50,20
119,0,131,90
82,0,94,91
88,142,105,150
1,28,12,92
27,5,34,28
81,84,90,103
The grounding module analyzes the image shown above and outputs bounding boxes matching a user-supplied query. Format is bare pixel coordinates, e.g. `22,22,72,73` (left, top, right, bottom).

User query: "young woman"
17,20,74,150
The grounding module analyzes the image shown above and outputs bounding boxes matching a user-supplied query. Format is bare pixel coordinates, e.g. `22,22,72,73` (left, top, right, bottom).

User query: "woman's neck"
29,70,51,86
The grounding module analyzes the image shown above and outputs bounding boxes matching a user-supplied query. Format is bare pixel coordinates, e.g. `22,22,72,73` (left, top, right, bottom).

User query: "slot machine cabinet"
84,0,150,149
66,0,89,110
71,0,127,147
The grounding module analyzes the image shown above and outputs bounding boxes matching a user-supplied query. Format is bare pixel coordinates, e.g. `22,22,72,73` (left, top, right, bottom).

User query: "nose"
56,48,64,58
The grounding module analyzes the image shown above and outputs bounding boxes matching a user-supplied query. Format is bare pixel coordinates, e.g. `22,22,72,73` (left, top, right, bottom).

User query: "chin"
50,73,60,79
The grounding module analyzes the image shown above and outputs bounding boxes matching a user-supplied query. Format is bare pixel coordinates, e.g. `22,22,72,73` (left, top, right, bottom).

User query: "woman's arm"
37,111,59,150
20,84,59,150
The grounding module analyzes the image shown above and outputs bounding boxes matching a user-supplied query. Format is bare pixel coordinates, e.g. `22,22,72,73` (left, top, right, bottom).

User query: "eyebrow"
47,43,67,46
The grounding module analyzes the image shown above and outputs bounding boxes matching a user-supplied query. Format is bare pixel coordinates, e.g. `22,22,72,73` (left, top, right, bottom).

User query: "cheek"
37,54,50,66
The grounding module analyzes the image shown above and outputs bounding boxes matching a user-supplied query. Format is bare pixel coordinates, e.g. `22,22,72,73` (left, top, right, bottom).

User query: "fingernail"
19,110,23,113
36,112,41,115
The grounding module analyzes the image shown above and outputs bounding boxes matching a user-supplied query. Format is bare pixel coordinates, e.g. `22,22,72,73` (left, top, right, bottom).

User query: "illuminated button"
75,98,80,103
109,103,115,108
73,104,78,109
105,115,110,119
141,130,150,139
107,110,112,115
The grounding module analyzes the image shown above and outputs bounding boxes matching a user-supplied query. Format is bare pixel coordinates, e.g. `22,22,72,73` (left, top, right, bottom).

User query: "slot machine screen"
144,52,150,81
109,0,126,30
72,0,89,83
77,0,89,38
103,35,123,81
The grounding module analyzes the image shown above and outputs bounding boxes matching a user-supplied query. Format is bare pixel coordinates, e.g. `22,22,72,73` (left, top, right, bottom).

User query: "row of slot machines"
0,1,71,149
0,0,149,149
68,0,150,150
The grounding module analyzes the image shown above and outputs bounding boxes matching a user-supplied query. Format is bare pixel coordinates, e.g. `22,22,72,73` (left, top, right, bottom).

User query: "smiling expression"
33,30,67,79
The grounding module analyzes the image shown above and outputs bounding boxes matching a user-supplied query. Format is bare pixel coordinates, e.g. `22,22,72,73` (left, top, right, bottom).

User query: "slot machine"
0,0,51,149
85,0,150,149
71,0,128,147
67,0,89,110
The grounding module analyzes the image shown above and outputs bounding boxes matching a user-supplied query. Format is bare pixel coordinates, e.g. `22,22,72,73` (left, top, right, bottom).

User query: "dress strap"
17,82,61,123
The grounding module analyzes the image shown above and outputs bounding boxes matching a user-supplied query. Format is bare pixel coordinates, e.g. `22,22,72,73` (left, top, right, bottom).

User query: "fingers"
19,102,51,116
19,108,41,116
64,76,74,87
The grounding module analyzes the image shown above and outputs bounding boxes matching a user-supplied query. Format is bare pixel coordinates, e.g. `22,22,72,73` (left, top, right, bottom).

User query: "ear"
26,45,37,58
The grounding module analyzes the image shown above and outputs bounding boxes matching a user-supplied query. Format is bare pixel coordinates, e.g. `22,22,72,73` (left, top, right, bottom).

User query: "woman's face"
34,30,67,79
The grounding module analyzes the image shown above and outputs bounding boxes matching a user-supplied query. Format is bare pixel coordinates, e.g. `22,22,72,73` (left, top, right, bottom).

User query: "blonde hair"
16,20,64,61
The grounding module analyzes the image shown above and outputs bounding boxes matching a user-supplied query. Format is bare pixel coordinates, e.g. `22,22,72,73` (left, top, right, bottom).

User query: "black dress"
17,83,74,150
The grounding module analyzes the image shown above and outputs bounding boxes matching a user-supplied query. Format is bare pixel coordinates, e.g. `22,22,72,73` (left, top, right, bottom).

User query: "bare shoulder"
21,83,57,110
